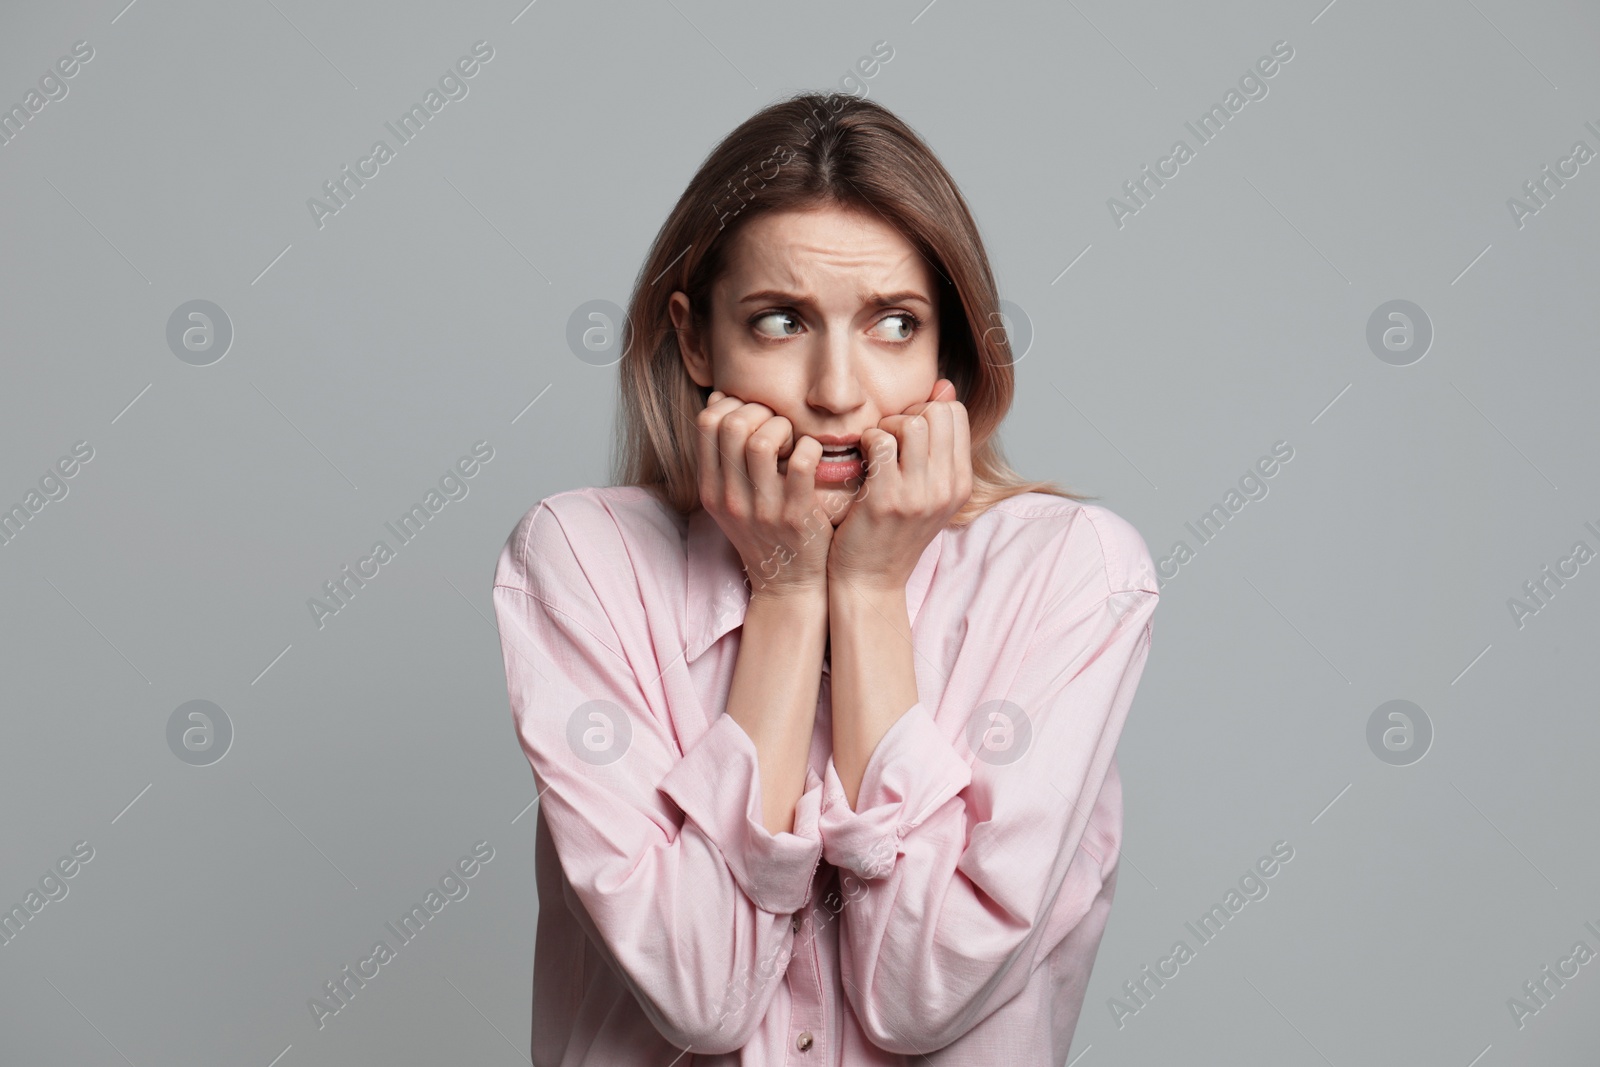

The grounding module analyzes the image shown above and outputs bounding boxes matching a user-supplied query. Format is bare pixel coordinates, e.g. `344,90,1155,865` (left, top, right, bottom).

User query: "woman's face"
671,203,941,524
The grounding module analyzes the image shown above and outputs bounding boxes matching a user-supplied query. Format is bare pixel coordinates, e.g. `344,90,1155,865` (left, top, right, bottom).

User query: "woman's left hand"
826,378,973,593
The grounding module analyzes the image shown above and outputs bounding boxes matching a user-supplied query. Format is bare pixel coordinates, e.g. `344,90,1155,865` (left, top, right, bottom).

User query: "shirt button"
796,1030,814,1051
791,914,801,932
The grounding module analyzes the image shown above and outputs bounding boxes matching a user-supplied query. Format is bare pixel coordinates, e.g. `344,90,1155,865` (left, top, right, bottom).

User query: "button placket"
780,865,828,1061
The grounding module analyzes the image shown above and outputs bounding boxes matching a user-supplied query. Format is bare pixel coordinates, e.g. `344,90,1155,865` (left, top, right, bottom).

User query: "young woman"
492,91,1160,1065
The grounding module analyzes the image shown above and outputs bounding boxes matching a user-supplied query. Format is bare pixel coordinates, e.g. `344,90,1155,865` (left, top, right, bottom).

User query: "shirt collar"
684,506,945,666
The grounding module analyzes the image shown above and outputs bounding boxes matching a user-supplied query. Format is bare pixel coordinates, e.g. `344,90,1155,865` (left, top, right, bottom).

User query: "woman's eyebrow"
736,288,932,309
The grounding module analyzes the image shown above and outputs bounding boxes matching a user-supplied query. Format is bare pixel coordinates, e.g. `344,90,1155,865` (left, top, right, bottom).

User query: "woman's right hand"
695,389,833,599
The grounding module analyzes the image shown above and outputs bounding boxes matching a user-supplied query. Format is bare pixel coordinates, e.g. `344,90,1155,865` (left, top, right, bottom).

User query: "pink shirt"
492,485,1160,1065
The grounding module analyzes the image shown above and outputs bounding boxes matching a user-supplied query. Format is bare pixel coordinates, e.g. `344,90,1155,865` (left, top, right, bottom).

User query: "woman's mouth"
814,446,864,483
777,445,865,483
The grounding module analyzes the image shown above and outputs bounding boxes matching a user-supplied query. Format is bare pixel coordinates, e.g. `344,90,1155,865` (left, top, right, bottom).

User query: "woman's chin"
816,486,858,523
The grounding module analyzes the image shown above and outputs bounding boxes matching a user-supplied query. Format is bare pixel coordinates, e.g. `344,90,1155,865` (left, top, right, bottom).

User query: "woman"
492,91,1160,1065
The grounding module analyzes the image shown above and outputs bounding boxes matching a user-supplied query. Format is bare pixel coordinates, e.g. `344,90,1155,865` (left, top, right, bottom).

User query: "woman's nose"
806,338,866,412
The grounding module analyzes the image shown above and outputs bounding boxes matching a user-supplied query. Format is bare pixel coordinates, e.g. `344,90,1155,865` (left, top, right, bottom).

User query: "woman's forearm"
827,578,919,810
724,586,830,835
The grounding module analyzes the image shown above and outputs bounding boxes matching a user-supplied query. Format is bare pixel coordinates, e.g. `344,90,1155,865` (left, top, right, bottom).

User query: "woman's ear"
669,291,713,388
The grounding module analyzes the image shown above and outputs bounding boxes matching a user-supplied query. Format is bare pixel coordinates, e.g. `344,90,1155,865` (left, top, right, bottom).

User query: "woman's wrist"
827,567,909,605
748,579,829,619
827,576,910,634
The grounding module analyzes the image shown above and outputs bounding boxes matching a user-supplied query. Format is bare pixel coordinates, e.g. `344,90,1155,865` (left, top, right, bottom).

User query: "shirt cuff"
657,711,825,914
819,702,973,881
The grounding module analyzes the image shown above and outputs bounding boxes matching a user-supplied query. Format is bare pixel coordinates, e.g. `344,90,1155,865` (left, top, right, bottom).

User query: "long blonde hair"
612,90,1090,526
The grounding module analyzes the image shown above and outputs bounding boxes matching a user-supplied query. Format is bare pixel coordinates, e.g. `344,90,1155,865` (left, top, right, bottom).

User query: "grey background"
2,0,1597,1064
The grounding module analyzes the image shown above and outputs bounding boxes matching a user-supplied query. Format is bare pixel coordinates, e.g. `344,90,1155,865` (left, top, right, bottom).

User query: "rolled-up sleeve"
818,702,971,882
657,712,826,911
493,501,825,1054
816,570,1158,1055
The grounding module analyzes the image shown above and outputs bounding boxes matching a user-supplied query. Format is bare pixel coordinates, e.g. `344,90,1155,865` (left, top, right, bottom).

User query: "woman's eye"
751,310,921,342
752,311,803,338
872,313,920,343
